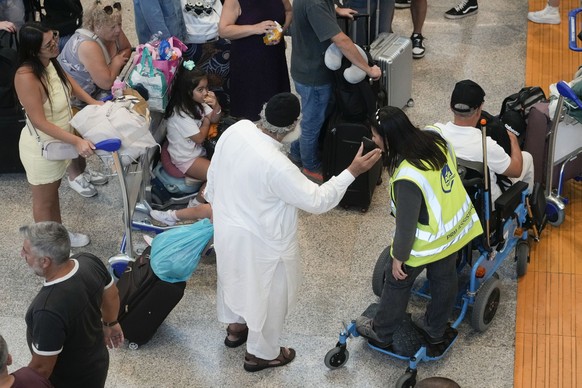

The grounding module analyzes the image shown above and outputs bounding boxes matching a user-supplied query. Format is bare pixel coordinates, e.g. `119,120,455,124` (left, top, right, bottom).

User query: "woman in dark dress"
219,0,292,121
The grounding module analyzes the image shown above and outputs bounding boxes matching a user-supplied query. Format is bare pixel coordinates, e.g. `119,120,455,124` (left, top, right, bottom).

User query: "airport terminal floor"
0,0,581,387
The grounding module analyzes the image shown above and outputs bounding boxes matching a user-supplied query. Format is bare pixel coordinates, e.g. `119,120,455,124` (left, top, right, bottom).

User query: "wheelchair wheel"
545,196,565,227
516,240,529,278
324,347,349,369
395,371,417,388
471,276,501,332
372,246,391,297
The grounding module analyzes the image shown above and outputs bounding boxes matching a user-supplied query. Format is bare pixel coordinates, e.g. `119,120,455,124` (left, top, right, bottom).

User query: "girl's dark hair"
164,65,207,120
17,22,71,107
374,106,448,174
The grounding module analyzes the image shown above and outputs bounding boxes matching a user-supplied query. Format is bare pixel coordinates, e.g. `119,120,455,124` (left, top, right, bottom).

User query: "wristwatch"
102,320,119,327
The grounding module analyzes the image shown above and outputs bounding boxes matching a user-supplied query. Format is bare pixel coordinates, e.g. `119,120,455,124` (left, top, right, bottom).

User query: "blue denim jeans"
373,252,457,340
290,81,333,172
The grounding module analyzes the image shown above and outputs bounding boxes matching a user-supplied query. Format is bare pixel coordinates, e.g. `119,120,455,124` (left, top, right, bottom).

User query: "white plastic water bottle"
112,78,125,99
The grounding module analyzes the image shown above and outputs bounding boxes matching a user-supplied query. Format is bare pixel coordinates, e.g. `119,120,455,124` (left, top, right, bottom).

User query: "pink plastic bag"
134,36,187,85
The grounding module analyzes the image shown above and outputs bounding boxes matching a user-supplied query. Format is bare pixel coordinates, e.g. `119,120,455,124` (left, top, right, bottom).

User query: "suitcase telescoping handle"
337,13,371,48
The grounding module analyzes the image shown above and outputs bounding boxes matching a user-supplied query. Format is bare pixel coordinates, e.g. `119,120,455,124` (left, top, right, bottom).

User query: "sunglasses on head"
97,1,122,14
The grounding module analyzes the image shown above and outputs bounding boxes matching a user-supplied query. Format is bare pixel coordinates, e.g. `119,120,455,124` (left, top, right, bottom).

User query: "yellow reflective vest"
390,145,483,267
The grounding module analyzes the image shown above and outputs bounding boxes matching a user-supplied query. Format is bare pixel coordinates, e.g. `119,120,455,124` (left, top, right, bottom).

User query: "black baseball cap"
450,80,486,113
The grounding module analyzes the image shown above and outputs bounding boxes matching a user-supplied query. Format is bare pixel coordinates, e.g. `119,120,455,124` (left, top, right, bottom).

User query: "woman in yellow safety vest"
356,106,482,348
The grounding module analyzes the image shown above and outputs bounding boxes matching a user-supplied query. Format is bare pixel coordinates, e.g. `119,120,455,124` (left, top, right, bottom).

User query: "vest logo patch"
441,164,454,193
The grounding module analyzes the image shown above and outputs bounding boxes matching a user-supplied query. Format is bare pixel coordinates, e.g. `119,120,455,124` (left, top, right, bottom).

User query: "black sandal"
224,324,248,348
243,347,296,372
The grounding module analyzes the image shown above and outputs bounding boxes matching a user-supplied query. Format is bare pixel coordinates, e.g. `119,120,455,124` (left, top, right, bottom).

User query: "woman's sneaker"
84,169,109,185
444,0,478,19
68,231,90,248
68,174,97,198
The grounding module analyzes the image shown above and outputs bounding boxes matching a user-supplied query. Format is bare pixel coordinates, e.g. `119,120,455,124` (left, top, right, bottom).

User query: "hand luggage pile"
322,4,413,212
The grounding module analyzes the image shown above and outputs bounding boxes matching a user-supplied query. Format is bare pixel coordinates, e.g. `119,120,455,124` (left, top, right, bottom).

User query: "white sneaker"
68,231,90,248
83,169,109,185
150,210,179,226
528,5,560,25
68,174,97,198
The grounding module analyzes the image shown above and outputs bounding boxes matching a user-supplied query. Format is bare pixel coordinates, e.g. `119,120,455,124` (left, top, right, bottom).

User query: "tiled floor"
514,181,582,387
0,0,537,387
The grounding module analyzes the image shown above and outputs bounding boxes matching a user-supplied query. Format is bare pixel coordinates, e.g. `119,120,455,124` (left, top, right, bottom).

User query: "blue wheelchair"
325,123,544,387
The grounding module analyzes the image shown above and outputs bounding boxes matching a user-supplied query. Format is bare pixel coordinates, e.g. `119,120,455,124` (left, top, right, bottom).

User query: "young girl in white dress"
150,60,220,226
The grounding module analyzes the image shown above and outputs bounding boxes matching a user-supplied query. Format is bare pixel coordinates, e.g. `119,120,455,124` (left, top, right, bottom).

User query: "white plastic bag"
70,97,157,164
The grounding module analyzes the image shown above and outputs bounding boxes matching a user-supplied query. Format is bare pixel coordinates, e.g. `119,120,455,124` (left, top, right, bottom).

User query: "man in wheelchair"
435,79,535,206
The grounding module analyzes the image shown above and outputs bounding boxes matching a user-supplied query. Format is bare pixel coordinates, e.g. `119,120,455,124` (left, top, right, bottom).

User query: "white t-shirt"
181,0,222,44
436,122,511,203
166,104,213,165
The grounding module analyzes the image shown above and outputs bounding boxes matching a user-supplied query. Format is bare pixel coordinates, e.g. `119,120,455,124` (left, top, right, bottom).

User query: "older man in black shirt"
20,222,123,388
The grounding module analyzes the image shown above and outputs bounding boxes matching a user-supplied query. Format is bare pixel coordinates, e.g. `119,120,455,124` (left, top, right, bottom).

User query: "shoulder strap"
76,28,111,64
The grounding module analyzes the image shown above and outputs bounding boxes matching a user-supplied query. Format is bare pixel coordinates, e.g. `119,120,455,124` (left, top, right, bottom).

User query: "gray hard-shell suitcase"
369,33,413,109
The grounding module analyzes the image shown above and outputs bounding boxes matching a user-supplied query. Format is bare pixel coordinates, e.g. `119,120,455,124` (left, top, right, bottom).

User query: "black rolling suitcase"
323,122,383,212
0,108,26,174
116,247,186,348
322,9,384,212
0,31,26,174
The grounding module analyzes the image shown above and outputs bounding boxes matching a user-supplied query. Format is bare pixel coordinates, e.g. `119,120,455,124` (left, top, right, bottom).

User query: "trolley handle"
569,8,582,51
95,138,122,153
557,80,582,109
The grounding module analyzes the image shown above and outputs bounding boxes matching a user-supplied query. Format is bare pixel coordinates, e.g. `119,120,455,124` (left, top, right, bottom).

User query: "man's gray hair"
19,222,71,265
0,335,8,373
452,108,477,119
258,103,298,135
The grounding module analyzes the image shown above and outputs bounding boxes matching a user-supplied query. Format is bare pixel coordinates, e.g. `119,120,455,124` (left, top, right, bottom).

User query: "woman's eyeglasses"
97,1,122,15
42,30,59,50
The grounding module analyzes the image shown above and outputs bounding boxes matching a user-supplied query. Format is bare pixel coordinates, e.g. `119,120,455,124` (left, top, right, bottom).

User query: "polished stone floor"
0,0,528,386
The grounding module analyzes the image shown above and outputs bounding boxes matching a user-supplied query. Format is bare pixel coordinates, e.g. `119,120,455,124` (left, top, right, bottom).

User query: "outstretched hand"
346,144,382,177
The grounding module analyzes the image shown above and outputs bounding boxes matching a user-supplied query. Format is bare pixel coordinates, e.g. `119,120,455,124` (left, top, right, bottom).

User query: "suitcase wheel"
406,98,414,108
128,342,139,350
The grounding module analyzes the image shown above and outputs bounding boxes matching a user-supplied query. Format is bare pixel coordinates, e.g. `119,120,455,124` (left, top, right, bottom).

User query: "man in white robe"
205,92,382,372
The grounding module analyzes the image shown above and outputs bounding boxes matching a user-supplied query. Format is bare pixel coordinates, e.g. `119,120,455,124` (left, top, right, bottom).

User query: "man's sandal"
243,347,296,372
224,324,248,348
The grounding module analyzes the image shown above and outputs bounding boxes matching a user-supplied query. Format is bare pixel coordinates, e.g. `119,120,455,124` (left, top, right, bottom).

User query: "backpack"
480,110,512,192
0,31,19,111
499,86,547,124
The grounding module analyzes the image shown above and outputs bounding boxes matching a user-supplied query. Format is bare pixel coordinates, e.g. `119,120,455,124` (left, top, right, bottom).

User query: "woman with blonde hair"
57,0,132,198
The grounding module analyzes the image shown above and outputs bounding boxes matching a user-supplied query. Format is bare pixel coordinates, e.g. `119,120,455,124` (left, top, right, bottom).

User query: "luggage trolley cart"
91,109,166,278
543,81,582,226
90,138,138,277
